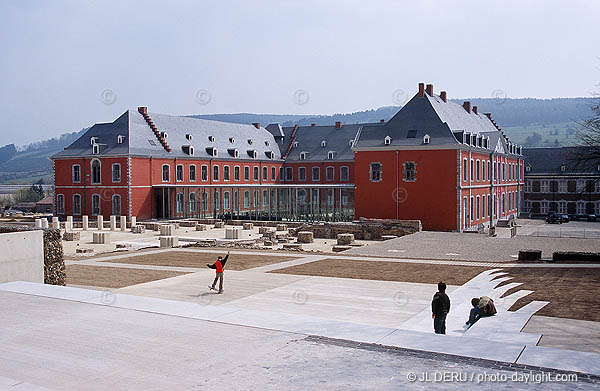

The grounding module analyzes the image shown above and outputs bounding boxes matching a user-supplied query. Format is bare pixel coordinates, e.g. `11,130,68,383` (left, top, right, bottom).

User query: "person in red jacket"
207,251,229,293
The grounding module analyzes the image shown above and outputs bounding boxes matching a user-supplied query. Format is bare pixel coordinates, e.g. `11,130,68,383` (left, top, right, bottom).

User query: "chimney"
440,91,447,103
484,113,492,120
418,83,425,98
138,106,148,115
311,123,316,127
463,101,471,113
473,106,478,115
380,119,385,123
252,122,260,129
425,84,433,97
335,121,342,129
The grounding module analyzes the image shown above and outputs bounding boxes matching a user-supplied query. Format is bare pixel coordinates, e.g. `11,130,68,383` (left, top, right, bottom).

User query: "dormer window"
349,139,354,147
182,145,194,155
560,165,566,172
186,134,193,141
423,134,430,144
321,140,327,147
327,151,336,160
265,141,270,146
526,164,531,172
265,151,274,159
300,151,309,160
161,131,168,139
206,147,218,157
247,139,253,145
90,137,98,145
248,149,258,159
92,144,100,154
463,133,469,144
384,136,392,145
229,137,235,144
117,135,125,144
293,141,299,148
208,135,215,142
228,148,239,158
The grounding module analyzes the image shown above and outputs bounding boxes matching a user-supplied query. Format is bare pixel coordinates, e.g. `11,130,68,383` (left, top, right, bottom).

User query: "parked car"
559,214,570,223
587,214,597,222
546,212,563,224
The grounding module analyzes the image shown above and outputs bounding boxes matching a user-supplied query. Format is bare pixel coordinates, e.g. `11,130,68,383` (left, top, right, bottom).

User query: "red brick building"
52,83,523,231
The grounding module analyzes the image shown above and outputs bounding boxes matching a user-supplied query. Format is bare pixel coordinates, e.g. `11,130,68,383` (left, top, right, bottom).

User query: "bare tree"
572,94,600,168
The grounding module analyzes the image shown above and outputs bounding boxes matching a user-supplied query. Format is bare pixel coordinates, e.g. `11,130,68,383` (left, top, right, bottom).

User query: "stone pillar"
120,216,127,231
97,215,104,230
34,219,42,228
52,217,60,229
82,215,88,231
131,216,137,228
110,215,117,231
41,218,49,229
66,215,73,226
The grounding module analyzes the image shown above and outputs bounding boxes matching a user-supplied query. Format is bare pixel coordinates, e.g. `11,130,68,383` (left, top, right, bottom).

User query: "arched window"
112,163,121,183
201,192,208,211
92,194,101,216
162,165,170,182
112,194,121,216
91,159,101,184
262,166,268,180
73,194,81,215
189,192,197,212
56,194,65,214
176,193,184,213
213,165,219,181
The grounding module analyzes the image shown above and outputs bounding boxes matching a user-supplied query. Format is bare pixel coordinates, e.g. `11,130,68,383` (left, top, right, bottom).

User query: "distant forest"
0,97,597,184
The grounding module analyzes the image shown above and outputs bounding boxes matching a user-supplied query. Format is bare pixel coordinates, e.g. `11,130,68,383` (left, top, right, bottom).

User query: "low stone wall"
553,251,600,263
289,218,421,240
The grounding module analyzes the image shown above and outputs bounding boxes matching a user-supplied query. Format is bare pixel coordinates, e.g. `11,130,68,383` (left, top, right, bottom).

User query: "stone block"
276,224,288,231
518,249,542,261
41,218,49,229
51,217,60,229
131,225,145,234
131,216,136,227
195,224,207,231
97,216,104,231
82,215,88,230
92,232,110,244
381,235,398,241
160,224,174,236
332,245,352,252
283,243,302,250
76,248,94,254
160,236,179,248
225,227,241,239
337,233,355,245
297,231,314,243
63,231,80,241
243,223,254,230
35,219,42,228
263,240,274,246
110,215,117,231
120,216,127,231
214,221,225,228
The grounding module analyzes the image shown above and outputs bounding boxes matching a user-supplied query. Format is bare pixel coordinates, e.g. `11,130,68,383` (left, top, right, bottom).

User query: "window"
300,152,308,160
476,196,480,219
576,201,586,215
162,165,170,182
224,192,230,209
91,159,101,184
524,180,532,193
92,144,100,154
576,180,586,193
244,191,250,208
112,194,121,216
189,165,197,182
279,167,284,181
403,162,416,181
470,196,474,221
384,136,392,145
470,159,474,181
223,166,230,181
253,190,259,207
176,165,184,182
56,194,65,214
476,160,480,181
463,159,468,181
482,195,486,218
298,167,306,181
253,166,259,181
327,151,336,160
558,201,567,214
214,191,220,210
72,165,81,183
540,180,549,193
92,194,101,216
326,166,334,181
327,189,334,206
213,165,219,181
234,166,240,181
189,192,197,212
73,194,81,215
234,191,239,211
286,167,293,181
595,180,600,193
370,163,382,182
201,193,208,211
271,167,276,181
487,161,491,181
540,200,549,214
262,166,268,181
312,167,320,181
176,193,184,213
201,165,208,181
596,201,600,215
524,200,531,213
340,166,349,182
482,161,486,182
263,190,268,206
558,180,567,193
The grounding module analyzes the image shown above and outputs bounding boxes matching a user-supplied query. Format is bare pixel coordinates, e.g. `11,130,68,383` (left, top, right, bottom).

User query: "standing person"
431,282,451,334
207,251,229,294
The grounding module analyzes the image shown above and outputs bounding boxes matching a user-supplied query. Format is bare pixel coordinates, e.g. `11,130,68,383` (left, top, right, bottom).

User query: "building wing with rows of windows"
522,147,600,218
52,83,524,231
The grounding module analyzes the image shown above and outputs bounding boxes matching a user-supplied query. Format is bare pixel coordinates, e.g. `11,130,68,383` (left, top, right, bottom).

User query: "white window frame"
72,164,81,183
189,192,197,212
223,165,230,181
244,166,250,181
112,163,121,183
285,167,293,181
189,165,197,182
370,162,382,182
253,166,259,181
73,194,81,215
340,166,350,182
462,158,468,182
244,191,250,208
271,166,276,181
312,166,320,182
92,194,101,216
298,167,306,181
234,166,240,181
56,194,65,214
213,165,219,181
162,164,170,182
476,159,480,181
540,180,550,193
224,191,230,209
262,166,268,181
176,164,184,182
213,191,220,210
326,166,334,182
112,194,121,216
201,165,208,182
403,161,416,182
176,193,184,213
262,190,269,207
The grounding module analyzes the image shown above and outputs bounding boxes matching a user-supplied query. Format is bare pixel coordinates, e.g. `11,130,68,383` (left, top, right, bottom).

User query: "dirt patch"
497,267,600,322
101,251,299,271
66,264,188,288
271,258,487,285
64,247,162,261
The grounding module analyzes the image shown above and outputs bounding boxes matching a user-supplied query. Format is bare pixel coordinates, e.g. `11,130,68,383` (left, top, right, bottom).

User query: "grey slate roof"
524,147,600,175
53,109,282,161
279,124,363,162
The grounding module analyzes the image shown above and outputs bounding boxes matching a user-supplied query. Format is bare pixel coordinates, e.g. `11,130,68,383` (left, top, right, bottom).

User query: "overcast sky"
1,0,599,146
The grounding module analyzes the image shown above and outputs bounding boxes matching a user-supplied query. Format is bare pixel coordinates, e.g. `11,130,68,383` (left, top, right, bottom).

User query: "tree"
574,94,600,167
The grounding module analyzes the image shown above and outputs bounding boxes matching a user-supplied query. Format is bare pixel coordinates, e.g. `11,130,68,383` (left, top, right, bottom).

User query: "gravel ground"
66,264,189,288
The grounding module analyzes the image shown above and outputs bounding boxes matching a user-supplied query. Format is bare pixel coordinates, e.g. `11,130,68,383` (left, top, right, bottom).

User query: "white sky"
0,0,599,146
